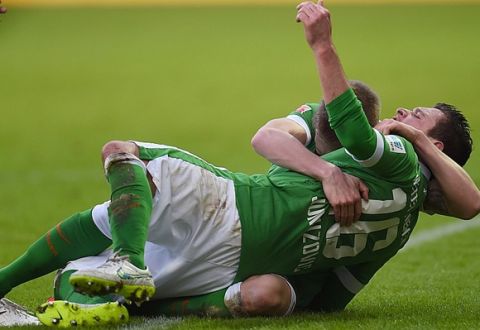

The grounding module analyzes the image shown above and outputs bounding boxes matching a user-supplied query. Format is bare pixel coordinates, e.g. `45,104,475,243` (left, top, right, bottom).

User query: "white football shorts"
63,143,242,299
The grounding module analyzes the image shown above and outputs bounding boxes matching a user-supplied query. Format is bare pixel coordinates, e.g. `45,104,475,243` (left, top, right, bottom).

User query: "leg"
69,141,155,303
101,141,153,269
130,289,231,317
225,275,296,317
130,274,295,318
0,209,111,298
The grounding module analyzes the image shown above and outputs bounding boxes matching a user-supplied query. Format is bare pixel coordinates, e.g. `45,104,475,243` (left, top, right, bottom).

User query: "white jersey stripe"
345,129,384,167
286,115,312,147
334,217,480,294
333,266,365,294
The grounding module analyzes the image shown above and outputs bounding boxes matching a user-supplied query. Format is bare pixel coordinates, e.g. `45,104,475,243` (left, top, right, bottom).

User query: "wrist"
412,133,440,163
410,129,426,146
311,162,339,181
410,130,430,151
311,42,335,55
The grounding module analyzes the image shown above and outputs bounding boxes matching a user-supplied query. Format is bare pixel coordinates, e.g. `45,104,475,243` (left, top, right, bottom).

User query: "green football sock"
106,156,152,269
0,209,111,298
130,289,230,317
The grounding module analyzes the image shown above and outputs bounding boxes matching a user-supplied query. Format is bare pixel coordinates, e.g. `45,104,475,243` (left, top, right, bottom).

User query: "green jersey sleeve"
287,103,320,153
326,89,419,183
290,256,391,312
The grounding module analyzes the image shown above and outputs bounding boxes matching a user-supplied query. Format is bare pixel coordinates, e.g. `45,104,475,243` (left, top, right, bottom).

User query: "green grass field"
1,3,479,329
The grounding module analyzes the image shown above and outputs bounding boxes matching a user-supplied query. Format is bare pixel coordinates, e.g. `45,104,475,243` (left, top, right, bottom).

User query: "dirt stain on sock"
45,231,59,256
110,163,137,187
109,193,141,226
55,224,71,244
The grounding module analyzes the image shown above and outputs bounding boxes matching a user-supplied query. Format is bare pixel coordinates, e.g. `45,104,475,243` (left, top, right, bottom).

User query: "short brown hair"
314,80,380,153
430,103,472,166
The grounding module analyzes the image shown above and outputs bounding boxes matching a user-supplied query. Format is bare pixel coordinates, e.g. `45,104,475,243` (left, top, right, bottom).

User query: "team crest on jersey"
295,104,312,113
385,135,406,154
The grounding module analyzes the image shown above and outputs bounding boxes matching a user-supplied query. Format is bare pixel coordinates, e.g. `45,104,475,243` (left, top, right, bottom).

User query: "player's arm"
377,119,480,219
252,118,316,170
252,117,343,188
297,3,377,162
252,116,368,225
298,2,417,181
297,2,349,104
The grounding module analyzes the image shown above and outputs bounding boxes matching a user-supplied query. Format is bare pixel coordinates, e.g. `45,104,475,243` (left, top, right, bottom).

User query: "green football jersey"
268,103,320,176
286,103,320,153
234,89,429,283
266,96,430,311
137,89,429,310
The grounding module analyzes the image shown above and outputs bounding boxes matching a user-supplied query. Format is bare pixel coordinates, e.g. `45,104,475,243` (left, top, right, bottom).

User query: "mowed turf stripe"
401,216,480,253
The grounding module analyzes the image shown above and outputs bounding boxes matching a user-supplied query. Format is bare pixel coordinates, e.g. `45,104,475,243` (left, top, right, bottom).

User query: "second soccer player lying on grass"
0,0,478,327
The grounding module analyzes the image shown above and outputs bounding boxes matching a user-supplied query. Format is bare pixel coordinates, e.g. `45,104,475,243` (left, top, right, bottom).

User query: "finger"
302,2,317,15
340,204,348,226
296,1,313,10
333,204,341,223
297,5,315,23
377,123,391,135
296,11,309,23
0,7,6,14
346,203,354,226
354,197,362,222
358,181,369,201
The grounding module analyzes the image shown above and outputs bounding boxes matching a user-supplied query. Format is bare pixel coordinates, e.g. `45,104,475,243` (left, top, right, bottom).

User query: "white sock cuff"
103,152,146,176
271,274,296,316
224,282,243,318
284,277,296,316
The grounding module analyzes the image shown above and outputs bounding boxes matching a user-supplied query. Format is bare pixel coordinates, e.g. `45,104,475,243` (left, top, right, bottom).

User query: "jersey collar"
419,162,432,181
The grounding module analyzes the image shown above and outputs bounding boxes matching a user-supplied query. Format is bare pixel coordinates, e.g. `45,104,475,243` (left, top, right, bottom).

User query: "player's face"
393,107,445,135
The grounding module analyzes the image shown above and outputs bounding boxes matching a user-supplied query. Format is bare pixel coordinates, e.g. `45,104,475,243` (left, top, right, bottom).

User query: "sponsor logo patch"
295,104,312,113
385,135,406,154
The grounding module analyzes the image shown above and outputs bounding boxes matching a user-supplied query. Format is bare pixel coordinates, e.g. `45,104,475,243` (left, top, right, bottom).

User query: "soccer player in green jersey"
254,85,479,225
0,1,477,326
134,0,478,317
253,0,478,313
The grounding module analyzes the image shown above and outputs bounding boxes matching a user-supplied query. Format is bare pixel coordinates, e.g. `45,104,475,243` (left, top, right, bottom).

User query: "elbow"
251,127,270,154
456,198,480,220
462,200,480,220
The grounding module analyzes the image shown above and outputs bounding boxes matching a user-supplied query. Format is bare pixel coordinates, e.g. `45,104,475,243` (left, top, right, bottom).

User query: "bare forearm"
415,134,480,219
252,127,335,180
312,45,350,104
297,2,349,104
376,119,480,219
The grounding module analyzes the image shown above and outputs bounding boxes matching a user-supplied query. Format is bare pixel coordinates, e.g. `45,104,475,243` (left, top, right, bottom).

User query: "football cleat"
69,252,155,304
36,300,128,328
0,298,41,327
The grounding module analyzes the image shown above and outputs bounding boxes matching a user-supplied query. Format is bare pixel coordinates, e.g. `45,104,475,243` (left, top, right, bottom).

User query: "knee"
101,140,138,162
240,274,294,317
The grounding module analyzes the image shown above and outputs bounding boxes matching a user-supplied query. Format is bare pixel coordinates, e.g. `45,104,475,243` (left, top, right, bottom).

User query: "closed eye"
413,109,423,119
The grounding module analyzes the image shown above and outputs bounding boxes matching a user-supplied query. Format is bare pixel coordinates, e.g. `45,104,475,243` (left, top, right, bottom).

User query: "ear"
432,140,444,151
